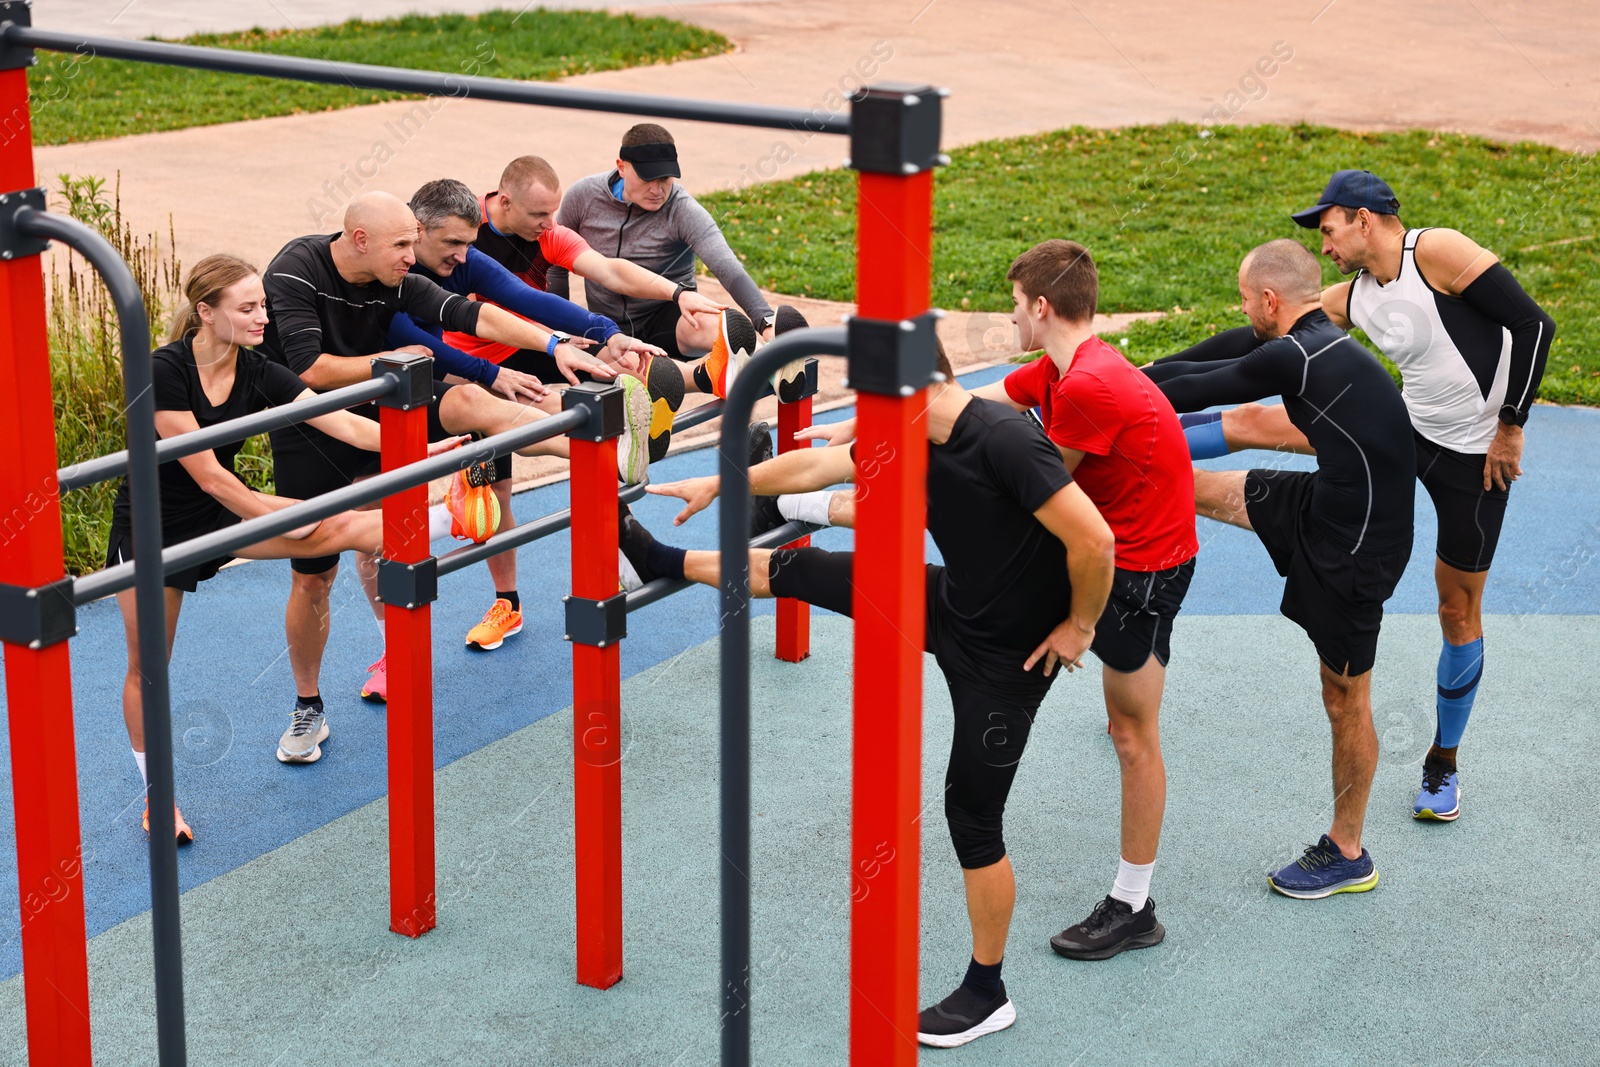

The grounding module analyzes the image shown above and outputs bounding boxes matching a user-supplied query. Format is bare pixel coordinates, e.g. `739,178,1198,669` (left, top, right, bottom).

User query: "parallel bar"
623,519,818,613
569,434,624,988
774,395,814,662
435,483,647,578
73,407,586,603
57,377,394,492
712,328,845,1067
0,70,93,1067
0,24,850,136
381,402,436,938
849,169,933,1067
671,397,727,435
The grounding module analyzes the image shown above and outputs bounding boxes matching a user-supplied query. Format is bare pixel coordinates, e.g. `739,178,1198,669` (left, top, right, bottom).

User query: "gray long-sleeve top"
547,170,773,331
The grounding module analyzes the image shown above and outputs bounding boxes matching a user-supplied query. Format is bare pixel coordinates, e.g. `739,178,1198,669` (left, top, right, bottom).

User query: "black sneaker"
916,981,1016,1048
770,305,810,403
1050,895,1166,960
618,503,663,590
746,420,784,536
640,352,685,464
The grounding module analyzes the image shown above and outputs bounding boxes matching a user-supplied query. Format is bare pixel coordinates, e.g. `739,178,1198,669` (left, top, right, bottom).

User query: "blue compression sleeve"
1435,637,1483,749
387,313,498,387
1181,410,1231,460
462,247,619,344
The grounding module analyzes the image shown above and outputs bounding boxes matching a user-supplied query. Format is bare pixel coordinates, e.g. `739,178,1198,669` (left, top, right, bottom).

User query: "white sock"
777,490,836,527
428,502,453,542
619,548,643,592
1110,857,1155,911
132,748,148,787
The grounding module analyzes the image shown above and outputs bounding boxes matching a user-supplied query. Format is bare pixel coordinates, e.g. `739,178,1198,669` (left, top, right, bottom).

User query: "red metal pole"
570,432,623,988
380,400,435,938
774,394,812,662
0,65,94,1067
851,168,932,1065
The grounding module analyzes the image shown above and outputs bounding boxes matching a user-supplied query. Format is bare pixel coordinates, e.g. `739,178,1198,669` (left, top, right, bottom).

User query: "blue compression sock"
1434,637,1484,749
1180,410,1230,460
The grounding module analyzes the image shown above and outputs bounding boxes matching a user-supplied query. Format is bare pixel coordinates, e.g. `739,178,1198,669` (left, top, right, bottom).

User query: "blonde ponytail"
166,254,259,345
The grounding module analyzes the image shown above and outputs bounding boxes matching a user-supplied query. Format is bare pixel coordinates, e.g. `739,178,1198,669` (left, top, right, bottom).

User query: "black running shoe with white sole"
916,982,1016,1048
770,304,811,404
1050,895,1166,960
617,503,663,588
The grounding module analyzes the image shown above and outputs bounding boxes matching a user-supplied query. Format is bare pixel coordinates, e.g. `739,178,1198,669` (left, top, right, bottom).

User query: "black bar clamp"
563,592,628,648
844,311,942,397
371,352,435,410
0,1,35,71
0,576,77,649
376,557,438,610
0,187,49,261
562,381,625,442
847,82,948,176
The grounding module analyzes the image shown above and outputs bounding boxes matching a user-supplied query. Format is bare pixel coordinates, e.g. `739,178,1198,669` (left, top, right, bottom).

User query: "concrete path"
34,1,1600,273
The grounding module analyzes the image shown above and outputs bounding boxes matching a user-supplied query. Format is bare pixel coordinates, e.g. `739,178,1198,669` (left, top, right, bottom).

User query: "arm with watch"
565,247,730,329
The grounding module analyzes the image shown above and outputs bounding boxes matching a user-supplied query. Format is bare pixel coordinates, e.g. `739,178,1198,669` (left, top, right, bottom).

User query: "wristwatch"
546,333,570,357
670,282,688,305
1497,403,1527,428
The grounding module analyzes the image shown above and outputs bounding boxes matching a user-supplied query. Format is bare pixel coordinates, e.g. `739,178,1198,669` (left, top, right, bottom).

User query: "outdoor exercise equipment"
0,4,944,1063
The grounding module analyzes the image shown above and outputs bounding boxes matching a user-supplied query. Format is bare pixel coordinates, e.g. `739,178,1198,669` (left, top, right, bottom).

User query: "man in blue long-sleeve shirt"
392,179,670,651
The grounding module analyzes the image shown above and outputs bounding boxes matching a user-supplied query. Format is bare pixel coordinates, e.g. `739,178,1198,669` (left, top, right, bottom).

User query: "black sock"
962,956,1003,999
498,590,520,612
645,540,688,582
296,693,323,711
692,363,714,394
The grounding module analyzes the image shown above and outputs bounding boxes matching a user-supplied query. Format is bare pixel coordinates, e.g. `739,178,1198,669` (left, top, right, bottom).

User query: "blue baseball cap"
1291,169,1400,228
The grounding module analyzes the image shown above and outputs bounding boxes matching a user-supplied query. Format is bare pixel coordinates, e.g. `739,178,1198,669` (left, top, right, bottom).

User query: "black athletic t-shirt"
258,233,482,458
111,338,306,536
1147,309,1416,554
925,398,1077,661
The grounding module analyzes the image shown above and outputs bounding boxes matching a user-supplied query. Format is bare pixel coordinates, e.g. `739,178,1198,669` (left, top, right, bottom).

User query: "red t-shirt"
444,198,592,364
1004,337,1197,571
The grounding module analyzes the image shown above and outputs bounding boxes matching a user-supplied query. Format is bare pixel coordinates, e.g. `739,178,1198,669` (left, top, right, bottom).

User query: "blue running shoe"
1267,835,1379,899
1413,763,1461,821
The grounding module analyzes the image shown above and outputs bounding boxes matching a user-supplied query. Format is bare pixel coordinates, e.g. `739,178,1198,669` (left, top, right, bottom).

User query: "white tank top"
1346,228,1512,454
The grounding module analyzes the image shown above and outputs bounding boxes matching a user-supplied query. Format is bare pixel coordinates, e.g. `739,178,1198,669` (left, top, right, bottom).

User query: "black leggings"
767,547,1053,869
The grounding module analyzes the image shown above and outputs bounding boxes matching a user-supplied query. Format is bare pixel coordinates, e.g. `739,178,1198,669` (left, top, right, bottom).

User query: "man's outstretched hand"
647,475,722,525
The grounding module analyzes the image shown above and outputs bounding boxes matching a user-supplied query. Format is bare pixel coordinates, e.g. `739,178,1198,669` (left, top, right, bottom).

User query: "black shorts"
270,384,456,574
617,299,685,361
767,546,1054,870
105,508,240,593
1414,431,1509,573
1244,469,1411,677
1090,558,1196,673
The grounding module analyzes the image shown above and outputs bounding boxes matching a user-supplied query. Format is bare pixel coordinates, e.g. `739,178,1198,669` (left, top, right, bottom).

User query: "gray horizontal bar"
623,519,819,613
57,377,395,493
435,481,648,577
672,399,726,435
74,407,586,603
4,25,850,136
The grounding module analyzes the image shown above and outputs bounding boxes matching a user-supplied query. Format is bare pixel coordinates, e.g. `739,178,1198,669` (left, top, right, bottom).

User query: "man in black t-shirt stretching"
641,346,1116,1049
1144,239,1416,899
259,192,652,727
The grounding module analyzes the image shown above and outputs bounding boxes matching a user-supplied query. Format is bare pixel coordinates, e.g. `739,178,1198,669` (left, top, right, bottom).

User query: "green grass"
29,9,730,144
699,123,1600,405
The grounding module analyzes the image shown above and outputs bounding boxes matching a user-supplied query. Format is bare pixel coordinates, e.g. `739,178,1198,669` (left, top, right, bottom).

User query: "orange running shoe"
143,800,194,846
361,653,387,703
701,307,758,398
466,598,523,651
447,465,501,543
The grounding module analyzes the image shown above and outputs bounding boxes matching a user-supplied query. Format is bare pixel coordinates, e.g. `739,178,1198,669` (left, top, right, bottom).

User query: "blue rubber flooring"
0,369,1597,988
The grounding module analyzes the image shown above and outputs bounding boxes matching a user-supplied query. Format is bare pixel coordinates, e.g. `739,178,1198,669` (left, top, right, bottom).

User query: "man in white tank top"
1188,170,1555,825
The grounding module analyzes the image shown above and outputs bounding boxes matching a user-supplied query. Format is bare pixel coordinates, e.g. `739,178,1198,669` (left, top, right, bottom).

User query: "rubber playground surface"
1,362,1598,1064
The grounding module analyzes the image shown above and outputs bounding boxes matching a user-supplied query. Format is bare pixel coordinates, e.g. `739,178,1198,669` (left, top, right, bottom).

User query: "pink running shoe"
361,653,387,704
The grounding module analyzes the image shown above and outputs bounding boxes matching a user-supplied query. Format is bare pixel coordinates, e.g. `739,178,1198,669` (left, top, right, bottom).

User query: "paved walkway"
35,1,1600,273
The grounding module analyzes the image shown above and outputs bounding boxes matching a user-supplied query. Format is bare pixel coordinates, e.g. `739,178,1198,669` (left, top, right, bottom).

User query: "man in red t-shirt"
971,239,1198,961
